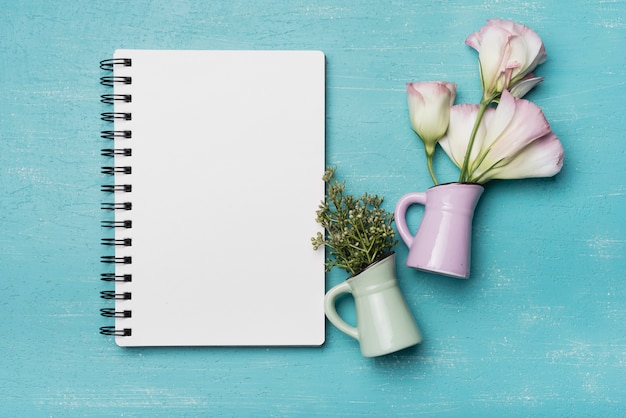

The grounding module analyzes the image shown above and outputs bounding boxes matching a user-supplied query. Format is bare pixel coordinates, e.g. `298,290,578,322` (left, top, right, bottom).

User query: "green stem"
459,98,491,182
470,158,504,184
426,151,438,185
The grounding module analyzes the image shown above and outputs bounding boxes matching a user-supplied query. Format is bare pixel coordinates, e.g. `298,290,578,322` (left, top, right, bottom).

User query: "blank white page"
106,50,325,346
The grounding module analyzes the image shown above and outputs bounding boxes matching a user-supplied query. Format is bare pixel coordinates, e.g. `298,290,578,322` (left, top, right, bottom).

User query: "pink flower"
438,90,563,183
406,81,457,155
466,19,547,100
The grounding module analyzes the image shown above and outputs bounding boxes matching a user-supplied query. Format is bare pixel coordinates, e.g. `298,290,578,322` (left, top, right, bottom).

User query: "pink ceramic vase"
394,182,484,279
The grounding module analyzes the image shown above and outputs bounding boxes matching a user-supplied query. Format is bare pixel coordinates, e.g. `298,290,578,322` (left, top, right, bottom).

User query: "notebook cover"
102,50,326,347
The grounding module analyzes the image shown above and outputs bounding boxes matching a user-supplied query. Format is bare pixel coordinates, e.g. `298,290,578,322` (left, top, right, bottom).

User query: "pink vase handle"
394,192,427,248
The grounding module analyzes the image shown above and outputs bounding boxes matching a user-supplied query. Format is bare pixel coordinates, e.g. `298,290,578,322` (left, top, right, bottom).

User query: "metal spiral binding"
101,184,132,193
101,148,132,157
100,76,132,87
101,220,132,228
101,131,132,140
100,58,132,71
101,166,132,175
101,238,132,247
101,94,132,104
100,291,132,300
100,326,132,337
101,202,132,211
100,56,134,338
100,273,132,282
100,308,132,318
101,112,131,122
101,256,132,264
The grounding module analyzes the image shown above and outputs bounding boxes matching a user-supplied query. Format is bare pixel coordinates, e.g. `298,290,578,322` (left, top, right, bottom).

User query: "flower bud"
406,81,456,156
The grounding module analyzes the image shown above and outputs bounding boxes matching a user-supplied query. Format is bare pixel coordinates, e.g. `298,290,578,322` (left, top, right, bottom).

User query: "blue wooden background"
1,0,625,416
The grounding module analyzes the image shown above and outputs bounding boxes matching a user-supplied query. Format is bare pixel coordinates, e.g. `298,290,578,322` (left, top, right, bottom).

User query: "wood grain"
1,0,624,415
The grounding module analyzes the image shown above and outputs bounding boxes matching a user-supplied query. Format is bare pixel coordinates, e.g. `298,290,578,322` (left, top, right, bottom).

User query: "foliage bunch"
311,167,397,276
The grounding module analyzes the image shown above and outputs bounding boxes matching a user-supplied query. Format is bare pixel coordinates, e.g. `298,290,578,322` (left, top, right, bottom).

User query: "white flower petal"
439,104,488,168
509,74,544,98
480,132,564,182
485,91,552,160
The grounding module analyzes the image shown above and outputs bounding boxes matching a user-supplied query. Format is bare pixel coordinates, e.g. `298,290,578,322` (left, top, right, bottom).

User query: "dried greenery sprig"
311,166,397,276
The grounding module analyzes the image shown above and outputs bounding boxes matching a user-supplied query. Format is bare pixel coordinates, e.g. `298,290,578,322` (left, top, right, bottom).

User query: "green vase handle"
324,281,359,340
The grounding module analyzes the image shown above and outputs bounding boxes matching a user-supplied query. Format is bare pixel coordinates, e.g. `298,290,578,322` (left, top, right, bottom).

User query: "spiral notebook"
99,50,326,347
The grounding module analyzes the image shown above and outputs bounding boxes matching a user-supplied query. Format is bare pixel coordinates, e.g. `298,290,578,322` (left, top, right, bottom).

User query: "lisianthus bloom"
407,81,457,155
466,19,547,101
438,90,563,183
407,81,456,184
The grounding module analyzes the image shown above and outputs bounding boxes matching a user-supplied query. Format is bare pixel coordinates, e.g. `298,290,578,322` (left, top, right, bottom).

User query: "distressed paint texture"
1,0,625,416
